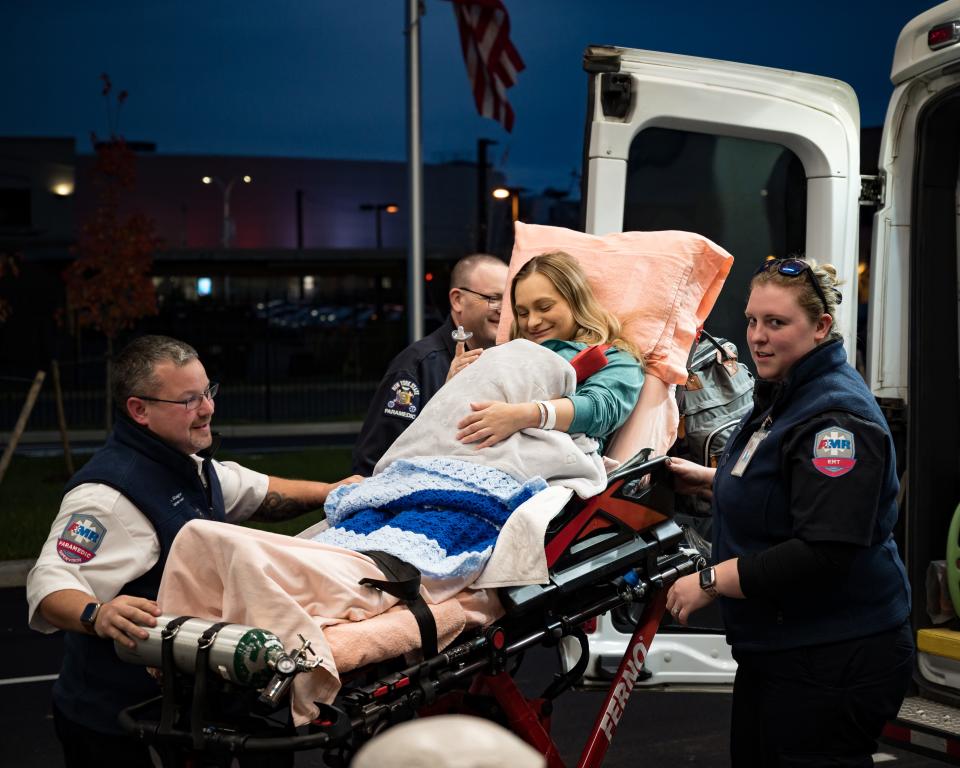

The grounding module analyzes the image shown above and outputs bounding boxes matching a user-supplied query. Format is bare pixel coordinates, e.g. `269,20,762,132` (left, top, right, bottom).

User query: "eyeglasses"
135,383,219,411
753,258,838,316
457,286,503,310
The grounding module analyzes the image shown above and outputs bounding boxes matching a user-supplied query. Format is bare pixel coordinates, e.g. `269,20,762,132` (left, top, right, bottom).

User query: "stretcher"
117,447,703,767
116,226,735,765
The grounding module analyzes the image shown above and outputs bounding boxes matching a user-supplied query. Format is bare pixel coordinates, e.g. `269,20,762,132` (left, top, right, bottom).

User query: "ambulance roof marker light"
928,20,960,51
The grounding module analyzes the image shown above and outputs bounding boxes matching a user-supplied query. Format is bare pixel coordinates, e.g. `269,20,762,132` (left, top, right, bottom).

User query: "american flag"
451,0,525,132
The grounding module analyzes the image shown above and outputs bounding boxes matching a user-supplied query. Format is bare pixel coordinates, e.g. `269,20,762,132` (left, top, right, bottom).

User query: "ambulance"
569,0,960,757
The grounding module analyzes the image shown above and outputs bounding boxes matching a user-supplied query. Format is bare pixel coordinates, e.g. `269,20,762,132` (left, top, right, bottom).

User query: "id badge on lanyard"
730,417,772,478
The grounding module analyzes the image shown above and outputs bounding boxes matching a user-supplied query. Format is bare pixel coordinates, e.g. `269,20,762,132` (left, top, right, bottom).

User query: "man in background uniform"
26,334,359,767
352,253,508,475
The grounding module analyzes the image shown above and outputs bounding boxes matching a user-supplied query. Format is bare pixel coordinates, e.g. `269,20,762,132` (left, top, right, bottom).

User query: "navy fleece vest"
713,340,910,652
54,415,226,733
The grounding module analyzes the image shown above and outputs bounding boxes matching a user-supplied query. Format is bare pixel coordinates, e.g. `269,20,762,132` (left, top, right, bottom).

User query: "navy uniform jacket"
712,339,910,652
56,415,226,734
352,316,459,475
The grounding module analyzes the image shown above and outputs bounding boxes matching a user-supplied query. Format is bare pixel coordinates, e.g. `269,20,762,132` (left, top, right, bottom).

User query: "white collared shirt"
26,457,268,632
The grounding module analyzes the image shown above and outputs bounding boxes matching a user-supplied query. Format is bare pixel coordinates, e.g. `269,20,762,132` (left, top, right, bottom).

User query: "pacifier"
451,325,473,343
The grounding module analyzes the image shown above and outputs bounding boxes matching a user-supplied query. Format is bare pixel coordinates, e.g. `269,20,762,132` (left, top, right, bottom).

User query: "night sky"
2,0,940,193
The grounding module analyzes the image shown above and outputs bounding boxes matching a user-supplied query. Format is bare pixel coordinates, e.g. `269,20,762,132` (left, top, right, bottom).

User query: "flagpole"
405,0,425,344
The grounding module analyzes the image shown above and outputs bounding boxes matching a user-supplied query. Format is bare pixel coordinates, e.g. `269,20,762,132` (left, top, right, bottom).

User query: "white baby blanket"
375,339,608,498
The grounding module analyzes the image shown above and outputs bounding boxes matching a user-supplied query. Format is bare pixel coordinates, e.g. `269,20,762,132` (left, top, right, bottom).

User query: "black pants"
53,702,155,767
730,621,914,767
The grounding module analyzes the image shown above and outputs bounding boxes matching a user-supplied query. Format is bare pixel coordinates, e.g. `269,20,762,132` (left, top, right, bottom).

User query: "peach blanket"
157,520,502,726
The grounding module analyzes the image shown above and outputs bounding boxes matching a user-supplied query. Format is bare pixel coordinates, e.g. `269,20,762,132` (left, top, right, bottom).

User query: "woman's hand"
666,559,743,625
666,456,716,499
665,573,714,626
456,401,538,448
446,342,484,382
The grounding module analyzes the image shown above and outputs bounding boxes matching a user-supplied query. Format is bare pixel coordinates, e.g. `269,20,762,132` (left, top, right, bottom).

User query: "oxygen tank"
114,614,286,688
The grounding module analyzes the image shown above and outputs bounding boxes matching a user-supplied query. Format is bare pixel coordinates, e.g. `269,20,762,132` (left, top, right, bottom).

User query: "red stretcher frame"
453,591,668,768
119,454,694,766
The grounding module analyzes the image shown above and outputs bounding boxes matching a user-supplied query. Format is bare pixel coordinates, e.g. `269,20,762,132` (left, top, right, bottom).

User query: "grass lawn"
0,447,353,561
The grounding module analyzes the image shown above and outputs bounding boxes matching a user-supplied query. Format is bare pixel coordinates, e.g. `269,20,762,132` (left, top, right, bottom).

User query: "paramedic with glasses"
665,258,913,767
352,253,508,475
26,334,360,768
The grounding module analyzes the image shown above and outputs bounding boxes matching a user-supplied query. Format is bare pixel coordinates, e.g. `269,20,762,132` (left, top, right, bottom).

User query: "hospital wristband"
542,400,557,431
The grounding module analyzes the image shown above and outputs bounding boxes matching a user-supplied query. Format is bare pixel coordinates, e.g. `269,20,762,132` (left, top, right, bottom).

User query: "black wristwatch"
80,601,101,635
699,567,719,598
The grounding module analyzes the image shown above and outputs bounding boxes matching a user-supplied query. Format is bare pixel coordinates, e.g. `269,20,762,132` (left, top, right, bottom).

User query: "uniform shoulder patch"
812,426,857,477
383,378,420,421
57,513,107,563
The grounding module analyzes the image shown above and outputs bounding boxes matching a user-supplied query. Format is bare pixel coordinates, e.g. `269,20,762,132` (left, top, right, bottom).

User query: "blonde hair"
509,251,642,361
750,256,843,342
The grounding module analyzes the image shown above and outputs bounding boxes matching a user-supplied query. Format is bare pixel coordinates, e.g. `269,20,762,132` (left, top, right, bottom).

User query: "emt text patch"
383,379,420,421
812,426,857,477
57,514,107,563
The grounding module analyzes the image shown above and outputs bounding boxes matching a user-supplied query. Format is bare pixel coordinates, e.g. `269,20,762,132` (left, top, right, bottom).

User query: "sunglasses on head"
753,258,838,316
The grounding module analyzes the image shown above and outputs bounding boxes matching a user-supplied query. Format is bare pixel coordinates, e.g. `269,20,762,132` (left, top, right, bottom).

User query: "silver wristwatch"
699,567,719,597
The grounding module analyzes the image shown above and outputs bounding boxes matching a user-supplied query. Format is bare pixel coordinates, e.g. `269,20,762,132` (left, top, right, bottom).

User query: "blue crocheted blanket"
314,457,548,580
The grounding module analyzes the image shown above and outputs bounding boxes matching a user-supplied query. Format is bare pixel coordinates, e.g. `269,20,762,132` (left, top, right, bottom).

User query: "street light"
201,174,252,248
359,202,399,249
492,186,525,223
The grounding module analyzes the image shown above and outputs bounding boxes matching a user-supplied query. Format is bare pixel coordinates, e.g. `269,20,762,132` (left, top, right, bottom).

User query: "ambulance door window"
623,128,807,365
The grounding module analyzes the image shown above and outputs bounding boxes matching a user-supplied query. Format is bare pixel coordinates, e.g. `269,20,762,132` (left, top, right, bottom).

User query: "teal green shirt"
541,339,644,450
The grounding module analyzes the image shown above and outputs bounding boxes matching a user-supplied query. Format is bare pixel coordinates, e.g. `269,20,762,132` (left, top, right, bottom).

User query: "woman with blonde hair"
457,251,643,451
508,251,641,359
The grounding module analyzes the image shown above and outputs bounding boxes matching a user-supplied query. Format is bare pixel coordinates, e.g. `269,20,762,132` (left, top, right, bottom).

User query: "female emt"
665,258,914,767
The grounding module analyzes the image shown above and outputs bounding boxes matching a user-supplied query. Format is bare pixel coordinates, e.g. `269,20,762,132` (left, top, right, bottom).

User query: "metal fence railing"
0,381,380,432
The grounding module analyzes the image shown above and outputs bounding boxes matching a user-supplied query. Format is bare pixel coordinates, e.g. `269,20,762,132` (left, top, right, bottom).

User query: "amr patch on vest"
812,426,857,477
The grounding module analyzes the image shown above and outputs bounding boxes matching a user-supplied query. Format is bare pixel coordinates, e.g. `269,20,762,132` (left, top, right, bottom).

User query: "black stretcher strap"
359,550,438,659
158,615,192,735
191,621,231,750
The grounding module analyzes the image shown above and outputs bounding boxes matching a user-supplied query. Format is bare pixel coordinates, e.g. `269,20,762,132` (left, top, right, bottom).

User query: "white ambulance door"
575,46,862,688
583,45,862,362
869,0,960,704
868,0,960,401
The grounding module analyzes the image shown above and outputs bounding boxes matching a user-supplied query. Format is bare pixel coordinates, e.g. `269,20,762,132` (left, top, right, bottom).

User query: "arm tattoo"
252,491,319,522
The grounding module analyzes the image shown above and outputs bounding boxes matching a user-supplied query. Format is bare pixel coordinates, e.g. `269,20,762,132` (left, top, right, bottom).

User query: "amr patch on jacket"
57,513,107,563
812,426,857,477
384,379,420,421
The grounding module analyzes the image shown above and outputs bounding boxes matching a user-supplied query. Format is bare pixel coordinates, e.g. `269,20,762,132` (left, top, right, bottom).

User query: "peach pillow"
495,223,734,385
603,373,678,465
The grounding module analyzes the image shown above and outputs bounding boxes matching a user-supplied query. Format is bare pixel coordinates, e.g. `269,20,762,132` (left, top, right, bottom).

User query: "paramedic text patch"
812,426,857,477
57,513,107,563
384,379,420,421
